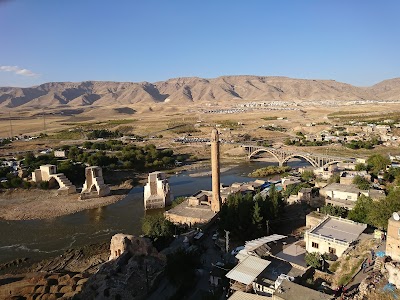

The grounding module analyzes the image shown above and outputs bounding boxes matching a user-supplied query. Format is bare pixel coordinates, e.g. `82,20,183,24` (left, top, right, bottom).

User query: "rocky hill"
1,76,400,109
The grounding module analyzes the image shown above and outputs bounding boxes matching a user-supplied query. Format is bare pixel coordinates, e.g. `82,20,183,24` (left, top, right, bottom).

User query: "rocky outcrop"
0,272,90,300
79,235,166,299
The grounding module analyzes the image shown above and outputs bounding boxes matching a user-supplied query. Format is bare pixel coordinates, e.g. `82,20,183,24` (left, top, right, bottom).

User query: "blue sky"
0,0,399,87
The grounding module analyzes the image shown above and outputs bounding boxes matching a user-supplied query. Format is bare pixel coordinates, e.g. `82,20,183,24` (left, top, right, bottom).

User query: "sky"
0,0,399,87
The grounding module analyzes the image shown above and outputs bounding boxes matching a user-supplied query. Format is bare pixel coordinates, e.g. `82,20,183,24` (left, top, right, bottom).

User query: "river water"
0,160,307,264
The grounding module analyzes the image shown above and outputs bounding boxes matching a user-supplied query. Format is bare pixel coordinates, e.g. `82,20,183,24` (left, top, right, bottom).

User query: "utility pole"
224,230,230,253
9,112,13,138
266,220,270,236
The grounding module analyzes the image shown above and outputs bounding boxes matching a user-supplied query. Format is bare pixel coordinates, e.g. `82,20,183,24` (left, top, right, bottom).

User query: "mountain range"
1,76,400,109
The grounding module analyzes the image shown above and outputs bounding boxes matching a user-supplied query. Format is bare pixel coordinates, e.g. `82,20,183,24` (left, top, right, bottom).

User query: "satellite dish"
393,212,400,221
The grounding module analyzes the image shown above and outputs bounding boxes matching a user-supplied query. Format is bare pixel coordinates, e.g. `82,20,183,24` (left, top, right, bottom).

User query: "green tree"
141,214,175,238
352,175,370,190
320,204,348,218
368,189,400,230
367,154,391,174
355,163,368,171
301,170,315,182
252,201,264,230
328,173,340,184
305,252,322,269
348,195,373,223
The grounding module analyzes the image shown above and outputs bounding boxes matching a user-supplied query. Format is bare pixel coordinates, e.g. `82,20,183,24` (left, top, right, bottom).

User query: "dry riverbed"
0,181,132,221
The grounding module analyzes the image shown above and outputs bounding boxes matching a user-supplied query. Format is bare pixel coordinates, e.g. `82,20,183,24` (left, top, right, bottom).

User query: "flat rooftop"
322,183,361,193
228,291,271,300
275,280,333,300
257,256,305,282
310,216,367,243
165,201,216,220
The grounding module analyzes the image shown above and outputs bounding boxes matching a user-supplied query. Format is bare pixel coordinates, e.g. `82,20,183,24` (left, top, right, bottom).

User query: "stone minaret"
211,129,221,212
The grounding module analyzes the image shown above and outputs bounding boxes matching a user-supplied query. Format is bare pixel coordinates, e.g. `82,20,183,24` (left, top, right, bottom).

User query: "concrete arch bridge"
242,145,354,168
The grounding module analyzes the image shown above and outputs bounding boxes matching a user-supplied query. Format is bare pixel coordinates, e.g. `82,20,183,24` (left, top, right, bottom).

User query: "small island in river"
248,165,291,177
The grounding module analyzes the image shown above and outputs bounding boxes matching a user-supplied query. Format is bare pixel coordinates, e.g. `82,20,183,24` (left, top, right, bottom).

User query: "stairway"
51,174,77,194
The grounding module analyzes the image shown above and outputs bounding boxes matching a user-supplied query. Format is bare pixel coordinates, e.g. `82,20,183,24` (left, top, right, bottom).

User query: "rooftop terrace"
309,216,367,244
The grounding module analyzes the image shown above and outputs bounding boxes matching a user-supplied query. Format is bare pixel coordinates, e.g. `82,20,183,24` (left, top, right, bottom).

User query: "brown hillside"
0,76,399,109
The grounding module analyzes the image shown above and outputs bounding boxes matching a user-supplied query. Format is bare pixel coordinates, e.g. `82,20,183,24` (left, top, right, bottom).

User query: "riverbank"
188,165,238,177
0,180,132,221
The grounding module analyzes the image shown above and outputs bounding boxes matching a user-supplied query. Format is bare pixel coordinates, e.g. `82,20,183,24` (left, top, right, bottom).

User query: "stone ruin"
80,166,110,200
32,165,111,199
143,171,172,210
76,233,166,299
32,164,76,194
109,233,161,261
385,260,400,289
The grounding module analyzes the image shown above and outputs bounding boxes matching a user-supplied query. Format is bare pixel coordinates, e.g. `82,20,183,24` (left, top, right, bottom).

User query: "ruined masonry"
80,166,110,199
144,171,172,210
32,164,76,194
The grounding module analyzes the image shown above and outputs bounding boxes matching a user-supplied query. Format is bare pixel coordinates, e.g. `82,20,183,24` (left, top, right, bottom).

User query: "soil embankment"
0,181,132,221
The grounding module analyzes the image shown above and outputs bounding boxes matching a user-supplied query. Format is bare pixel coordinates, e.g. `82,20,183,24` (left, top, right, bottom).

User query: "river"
0,160,308,264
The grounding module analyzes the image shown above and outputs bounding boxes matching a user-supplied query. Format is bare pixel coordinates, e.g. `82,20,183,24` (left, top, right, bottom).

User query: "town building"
228,291,269,300
339,171,371,185
54,150,67,158
272,280,333,300
319,183,367,210
235,234,287,262
281,176,301,190
143,171,172,210
304,215,367,257
226,255,271,292
386,212,400,261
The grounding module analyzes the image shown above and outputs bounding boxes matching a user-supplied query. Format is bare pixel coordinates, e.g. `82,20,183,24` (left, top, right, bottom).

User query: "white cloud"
0,65,39,77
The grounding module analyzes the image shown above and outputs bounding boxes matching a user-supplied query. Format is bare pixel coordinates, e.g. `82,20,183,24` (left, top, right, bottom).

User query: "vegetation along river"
0,160,308,264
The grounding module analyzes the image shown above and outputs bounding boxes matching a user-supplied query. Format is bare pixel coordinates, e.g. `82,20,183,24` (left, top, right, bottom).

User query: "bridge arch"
322,160,343,169
248,148,282,165
281,154,318,168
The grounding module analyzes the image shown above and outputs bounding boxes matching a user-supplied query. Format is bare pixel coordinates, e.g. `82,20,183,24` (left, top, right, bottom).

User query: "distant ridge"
1,76,400,109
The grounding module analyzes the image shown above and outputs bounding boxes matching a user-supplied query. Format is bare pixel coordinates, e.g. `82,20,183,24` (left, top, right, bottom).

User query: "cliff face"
0,237,165,300
1,76,399,109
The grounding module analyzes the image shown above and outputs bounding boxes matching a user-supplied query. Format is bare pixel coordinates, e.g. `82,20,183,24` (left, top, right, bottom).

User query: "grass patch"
262,116,278,121
61,119,136,128
218,120,242,129
49,130,83,140
329,261,340,272
248,166,291,177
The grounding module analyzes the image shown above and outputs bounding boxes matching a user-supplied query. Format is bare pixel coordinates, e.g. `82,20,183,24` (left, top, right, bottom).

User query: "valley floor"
0,182,132,221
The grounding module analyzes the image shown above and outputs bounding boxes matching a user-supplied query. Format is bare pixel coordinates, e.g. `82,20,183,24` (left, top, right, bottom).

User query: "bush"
142,214,175,238
39,181,49,189
305,252,322,269
22,181,31,189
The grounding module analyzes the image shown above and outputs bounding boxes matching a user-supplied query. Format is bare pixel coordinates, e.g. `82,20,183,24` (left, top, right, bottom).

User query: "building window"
329,247,336,255
312,242,319,249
